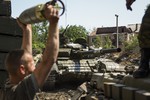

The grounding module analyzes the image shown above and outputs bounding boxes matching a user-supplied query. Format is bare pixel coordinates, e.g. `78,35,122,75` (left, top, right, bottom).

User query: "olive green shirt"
0,74,40,100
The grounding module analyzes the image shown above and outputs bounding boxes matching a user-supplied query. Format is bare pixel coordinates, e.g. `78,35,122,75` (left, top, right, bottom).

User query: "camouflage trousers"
138,4,150,48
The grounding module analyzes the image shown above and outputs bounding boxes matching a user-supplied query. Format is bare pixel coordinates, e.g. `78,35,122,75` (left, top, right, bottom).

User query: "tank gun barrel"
77,48,121,55
70,48,121,59
95,48,121,54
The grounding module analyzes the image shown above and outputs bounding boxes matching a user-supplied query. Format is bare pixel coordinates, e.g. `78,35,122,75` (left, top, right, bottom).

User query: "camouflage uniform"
133,5,150,78
0,74,40,100
138,4,150,48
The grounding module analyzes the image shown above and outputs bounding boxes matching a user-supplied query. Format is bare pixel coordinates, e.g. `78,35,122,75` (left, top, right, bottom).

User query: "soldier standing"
126,0,150,78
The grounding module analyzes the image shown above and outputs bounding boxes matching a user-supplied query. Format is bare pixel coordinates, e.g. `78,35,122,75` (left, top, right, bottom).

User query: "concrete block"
112,84,125,100
103,82,115,99
90,73,104,90
122,86,138,100
123,75,150,92
135,90,150,100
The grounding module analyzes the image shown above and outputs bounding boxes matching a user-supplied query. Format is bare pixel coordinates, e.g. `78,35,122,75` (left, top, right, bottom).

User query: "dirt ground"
116,46,140,66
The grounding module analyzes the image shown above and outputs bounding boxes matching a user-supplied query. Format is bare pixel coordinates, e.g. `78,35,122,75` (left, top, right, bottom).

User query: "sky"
11,0,149,31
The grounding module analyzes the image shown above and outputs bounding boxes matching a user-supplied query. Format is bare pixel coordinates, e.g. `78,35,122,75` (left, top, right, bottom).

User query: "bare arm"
17,19,32,54
34,4,59,88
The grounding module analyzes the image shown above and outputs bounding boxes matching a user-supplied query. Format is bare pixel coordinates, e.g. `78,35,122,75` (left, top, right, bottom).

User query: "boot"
133,48,150,78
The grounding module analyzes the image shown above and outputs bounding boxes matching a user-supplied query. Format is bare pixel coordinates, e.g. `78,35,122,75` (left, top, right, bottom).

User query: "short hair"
5,49,29,75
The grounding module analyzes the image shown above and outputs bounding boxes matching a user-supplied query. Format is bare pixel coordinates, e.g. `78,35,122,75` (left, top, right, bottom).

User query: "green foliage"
32,21,49,54
124,34,139,51
33,42,45,54
92,35,113,48
60,25,88,42
32,22,138,56
92,36,102,48
32,24,88,54
103,35,113,49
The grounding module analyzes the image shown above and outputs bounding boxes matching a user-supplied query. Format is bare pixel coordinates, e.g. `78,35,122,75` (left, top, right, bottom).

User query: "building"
88,24,141,48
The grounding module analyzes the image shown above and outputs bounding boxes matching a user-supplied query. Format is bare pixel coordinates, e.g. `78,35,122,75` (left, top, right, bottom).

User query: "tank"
2,1,150,100
42,25,122,92
41,25,150,100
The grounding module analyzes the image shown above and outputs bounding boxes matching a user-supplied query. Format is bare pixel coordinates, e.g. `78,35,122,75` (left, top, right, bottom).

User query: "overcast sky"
11,0,149,31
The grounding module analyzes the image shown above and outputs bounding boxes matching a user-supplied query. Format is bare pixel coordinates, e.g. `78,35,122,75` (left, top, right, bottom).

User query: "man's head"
5,49,35,80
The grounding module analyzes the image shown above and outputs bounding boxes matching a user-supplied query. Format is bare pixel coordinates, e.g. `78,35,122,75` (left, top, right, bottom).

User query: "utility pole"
115,14,119,48
65,0,67,27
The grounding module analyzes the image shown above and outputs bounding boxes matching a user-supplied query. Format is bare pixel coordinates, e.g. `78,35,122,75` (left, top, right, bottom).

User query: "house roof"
96,26,132,34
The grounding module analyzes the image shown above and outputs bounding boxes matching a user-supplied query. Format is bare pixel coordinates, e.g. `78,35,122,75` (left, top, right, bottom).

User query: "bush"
124,35,139,51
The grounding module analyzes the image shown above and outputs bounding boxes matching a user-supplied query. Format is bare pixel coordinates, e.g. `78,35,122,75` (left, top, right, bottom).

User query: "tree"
124,34,138,51
60,25,88,42
32,21,49,54
92,36,102,48
32,24,88,54
103,35,113,49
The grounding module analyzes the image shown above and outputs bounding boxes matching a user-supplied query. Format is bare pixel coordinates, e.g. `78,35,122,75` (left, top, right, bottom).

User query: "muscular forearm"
34,22,59,88
43,23,59,65
17,18,32,54
21,29,32,54
34,4,59,88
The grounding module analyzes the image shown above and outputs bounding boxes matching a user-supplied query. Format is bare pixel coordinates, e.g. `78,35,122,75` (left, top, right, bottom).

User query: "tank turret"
43,26,122,91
